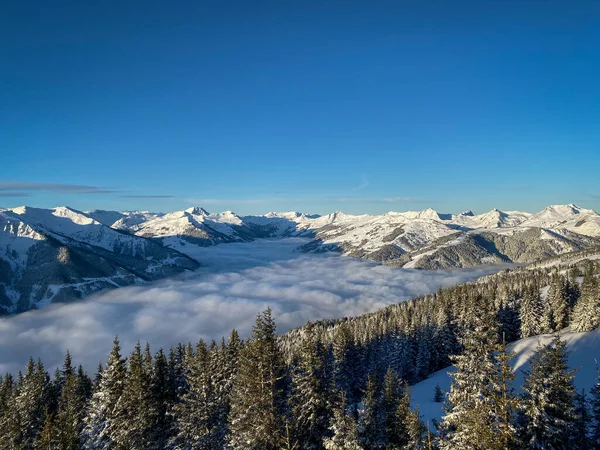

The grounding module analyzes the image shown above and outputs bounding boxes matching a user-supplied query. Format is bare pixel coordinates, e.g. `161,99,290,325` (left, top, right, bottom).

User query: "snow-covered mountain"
295,205,600,269
94,203,600,269
0,206,198,313
2,203,599,313
43,204,600,270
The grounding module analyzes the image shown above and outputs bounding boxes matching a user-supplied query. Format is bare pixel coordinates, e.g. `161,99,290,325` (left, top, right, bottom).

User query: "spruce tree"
323,392,363,450
228,308,286,450
405,405,427,450
542,275,569,333
438,310,517,450
590,369,600,449
171,339,219,449
289,328,333,449
571,268,600,332
55,351,87,450
520,334,576,449
80,337,127,450
571,389,590,450
520,285,543,338
381,368,407,448
358,374,384,449
112,342,158,449
433,384,444,403
14,358,51,449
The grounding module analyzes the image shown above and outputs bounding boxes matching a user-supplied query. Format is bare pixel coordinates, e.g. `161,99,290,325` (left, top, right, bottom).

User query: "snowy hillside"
2,203,600,312
0,206,198,313
298,205,600,269
120,203,600,268
411,327,600,427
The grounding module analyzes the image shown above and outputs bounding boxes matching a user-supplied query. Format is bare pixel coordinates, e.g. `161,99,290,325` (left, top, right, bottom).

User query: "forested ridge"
1,258,600,449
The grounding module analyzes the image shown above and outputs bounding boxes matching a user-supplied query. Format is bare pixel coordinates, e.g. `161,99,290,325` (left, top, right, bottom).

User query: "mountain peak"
185,206,210,216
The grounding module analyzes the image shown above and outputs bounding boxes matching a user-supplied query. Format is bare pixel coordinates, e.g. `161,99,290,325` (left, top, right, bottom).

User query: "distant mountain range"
1,203,599,313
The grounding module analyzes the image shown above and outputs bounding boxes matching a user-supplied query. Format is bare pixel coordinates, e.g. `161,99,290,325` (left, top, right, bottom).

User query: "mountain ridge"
2,203,600,313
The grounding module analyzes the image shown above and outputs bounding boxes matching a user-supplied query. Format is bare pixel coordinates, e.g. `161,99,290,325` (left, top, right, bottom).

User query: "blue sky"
1,0,599,215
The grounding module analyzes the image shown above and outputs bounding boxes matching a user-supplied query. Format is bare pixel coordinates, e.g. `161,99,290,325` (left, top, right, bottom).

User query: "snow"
410,327,600,427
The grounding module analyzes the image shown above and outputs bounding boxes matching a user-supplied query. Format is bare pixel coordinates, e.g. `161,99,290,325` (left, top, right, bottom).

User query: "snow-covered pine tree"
13,358,51,449
571,389,591,450
496,298,521,344
358,374,385,449
590,369,600,449
80,336,127,450
0,373,14,443
404,405,427,450
415,326,434,381
438,308,517,450
332,323,361,402
542,275,569,333
288,327,333,449
433,384,444,403
55,351,88,450
228,308,286,450
147,348,172,447
381,368,406,448
323,392,363,450
112,342,159,449
171,339,219,449
520,284,543,338
520,334,577,449
571,267,600,332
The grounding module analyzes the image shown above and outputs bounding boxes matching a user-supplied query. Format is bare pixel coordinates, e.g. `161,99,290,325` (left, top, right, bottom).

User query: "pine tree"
571,268,600,332
289,328,333,449
542,275,569,332
112,342,158,449
438,310,518,450
150,348,172,448
228,308,286,450
358,374,384,449
332,323,361,402
433,384,444,403
571,389,591,450
520,285,543,338
14,358,52,449
381,368,407,449
520,334,576,449
405,405,427,450
590,369,600,449
55,351,88,450
323,392,363,450
80,337,127,450
171,339,219,449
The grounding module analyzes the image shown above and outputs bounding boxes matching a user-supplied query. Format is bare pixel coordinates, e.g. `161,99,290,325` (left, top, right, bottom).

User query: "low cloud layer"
0,239,506,374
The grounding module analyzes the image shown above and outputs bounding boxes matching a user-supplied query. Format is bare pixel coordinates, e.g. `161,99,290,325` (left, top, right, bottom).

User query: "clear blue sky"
1,0,599,215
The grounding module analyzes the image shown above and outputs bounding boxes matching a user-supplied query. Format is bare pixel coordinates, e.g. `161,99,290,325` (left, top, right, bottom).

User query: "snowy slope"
410,328,600,427
75,204,600,269
0,206,198,313
519,204,600,237
298,205,600,268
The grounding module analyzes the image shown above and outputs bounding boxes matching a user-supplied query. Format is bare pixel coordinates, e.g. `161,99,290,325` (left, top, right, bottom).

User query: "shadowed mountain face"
0,207,198,314
1,203,599,313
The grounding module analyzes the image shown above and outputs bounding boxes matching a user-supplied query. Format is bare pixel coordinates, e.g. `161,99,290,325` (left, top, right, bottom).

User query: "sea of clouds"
0,239,508,374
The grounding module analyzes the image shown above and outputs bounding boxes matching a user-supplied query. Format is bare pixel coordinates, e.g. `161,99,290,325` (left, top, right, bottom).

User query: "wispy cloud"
0,192,31,197
0,182,119,194
119,195,175,199
0,239,506,374
352,175,369,191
